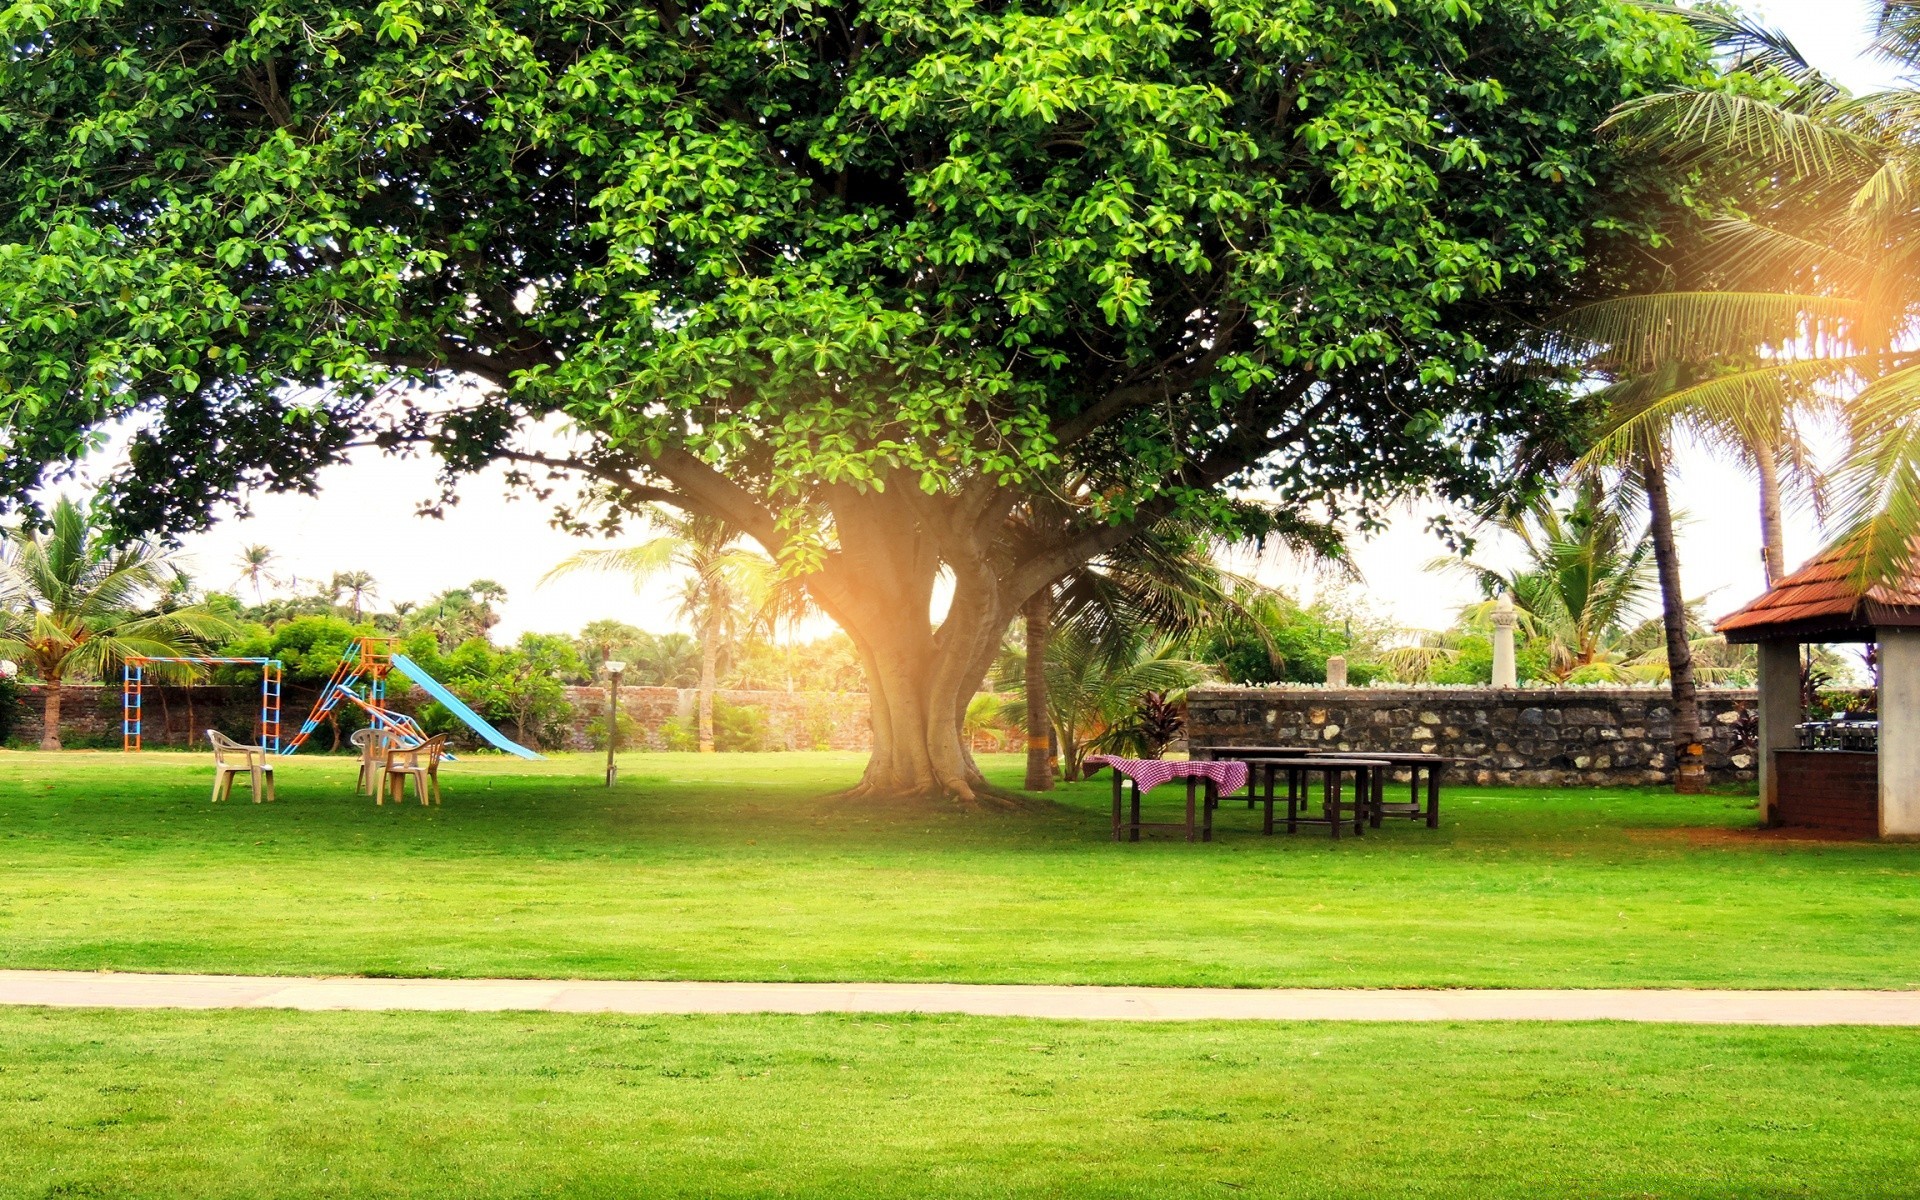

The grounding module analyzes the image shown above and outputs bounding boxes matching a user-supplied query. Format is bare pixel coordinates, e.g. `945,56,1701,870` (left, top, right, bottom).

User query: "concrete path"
3,971,1919,1024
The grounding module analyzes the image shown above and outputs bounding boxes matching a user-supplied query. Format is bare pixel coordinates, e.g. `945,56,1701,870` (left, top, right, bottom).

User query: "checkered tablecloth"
1086,756,1248,797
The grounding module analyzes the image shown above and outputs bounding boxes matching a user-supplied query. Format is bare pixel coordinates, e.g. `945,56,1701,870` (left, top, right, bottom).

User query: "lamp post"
603,660,626,788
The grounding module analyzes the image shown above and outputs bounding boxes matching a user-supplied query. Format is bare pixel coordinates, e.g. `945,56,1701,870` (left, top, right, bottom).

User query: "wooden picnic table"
1227,756,1392,839
1086,756,1248,843
1193,746,1447,829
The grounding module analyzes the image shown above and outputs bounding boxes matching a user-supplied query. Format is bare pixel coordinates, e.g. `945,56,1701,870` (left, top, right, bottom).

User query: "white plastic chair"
208,729,275,803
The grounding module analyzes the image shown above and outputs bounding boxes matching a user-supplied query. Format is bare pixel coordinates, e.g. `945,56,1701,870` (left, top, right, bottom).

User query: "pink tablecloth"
1086,756,1248,797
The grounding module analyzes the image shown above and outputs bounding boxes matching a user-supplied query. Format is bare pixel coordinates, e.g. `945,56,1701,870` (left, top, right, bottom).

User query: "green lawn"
4,1008,1918,1198
4,749,1918,988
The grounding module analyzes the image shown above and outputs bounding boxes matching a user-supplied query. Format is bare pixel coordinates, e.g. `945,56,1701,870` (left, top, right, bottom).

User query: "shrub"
585,711,640,752
0,675,19,744
662,699,769,752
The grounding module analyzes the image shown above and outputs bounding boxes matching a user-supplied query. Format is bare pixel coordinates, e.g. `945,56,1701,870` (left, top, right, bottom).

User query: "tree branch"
1050,312,1248,448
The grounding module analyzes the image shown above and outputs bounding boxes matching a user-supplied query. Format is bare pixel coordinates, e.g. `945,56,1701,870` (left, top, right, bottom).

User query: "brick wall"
563,685,874,752
1186,685,1771,787
7,682,878,753
13,683,270,748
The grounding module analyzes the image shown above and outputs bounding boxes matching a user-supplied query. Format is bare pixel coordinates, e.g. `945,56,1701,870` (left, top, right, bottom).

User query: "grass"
2,749,1919,988
4,1008,1919,1198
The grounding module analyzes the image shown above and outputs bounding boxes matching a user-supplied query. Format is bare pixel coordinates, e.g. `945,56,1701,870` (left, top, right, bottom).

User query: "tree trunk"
1754,433,1787,586
1643,442,1706,795
1022,589,1055,791
802,490,1015,805
697,608,718,753
39,673,63,751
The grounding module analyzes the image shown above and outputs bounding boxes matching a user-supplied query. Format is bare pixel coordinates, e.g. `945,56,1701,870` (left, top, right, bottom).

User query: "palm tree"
1000,625,1208,782
328,570,379,622
1012,522,1237,790
233,545,279,604
0,497,238,749
544,509,805,752
1435,476,1658,682
1007,503,1335,791
1562,4,1920,588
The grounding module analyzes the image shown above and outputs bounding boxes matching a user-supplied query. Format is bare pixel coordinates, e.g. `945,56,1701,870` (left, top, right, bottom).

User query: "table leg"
1370,763,1384,829
1202,781,1215,843
1286,767,1300,834
1129,780,1141,843
1354,767,1368,836
1111,770,1123,842
1262,765,1276,836
1427,765,1442,829
1184,777,1197,843
1326,768,1340,840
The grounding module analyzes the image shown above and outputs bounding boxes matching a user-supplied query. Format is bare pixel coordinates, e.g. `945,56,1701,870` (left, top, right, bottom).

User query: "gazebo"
1718,540,1920,838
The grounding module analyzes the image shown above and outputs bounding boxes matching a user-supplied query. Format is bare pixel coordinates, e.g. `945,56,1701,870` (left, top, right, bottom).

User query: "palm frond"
1553,292,1863,370
1640,5,1840,103
540,539,683,588
1604,90,1883,180
1696,219,1872,293
1828,361,1920,586
1574,355,1891,468
1872,0,1920,74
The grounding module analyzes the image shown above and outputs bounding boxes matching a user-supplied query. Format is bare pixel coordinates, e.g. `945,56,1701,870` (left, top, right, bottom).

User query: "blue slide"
391,653,544,759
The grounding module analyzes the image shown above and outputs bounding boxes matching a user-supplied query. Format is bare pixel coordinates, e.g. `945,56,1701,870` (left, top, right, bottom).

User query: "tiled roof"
1718,537,1920,641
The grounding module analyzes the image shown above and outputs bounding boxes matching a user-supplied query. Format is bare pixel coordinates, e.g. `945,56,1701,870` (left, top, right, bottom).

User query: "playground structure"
123,657,283,752
281,636,541,758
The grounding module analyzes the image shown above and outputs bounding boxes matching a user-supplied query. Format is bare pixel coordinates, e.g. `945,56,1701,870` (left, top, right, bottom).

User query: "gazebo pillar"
1754,639,1801,827
1882,628,1920,839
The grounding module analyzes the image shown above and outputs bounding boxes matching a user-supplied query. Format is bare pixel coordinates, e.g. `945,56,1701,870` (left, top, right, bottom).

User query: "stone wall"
1186,685,1769,787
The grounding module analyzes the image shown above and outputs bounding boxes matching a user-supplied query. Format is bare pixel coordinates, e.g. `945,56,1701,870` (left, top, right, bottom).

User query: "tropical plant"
1558,4,1920,590
963,693,1017,753
328,571,379,622
1197,585,1385,687
999,626,1207,782
1100,691,1187,761
233,545,280,604
1434,476,1658,682
545,509,808,752
0,497,237,749
0,0,1712,800
1012,507,1318,790
407,582,507,649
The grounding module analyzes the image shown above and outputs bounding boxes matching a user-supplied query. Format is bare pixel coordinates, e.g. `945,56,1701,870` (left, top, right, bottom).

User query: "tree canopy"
0,0,1710,797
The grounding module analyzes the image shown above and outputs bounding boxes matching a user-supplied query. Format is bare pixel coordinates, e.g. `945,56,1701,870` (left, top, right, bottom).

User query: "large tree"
0,0,1705,798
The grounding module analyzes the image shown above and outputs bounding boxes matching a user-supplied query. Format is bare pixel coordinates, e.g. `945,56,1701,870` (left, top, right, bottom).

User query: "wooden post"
1879,628,1920,839
1755,639,1801,827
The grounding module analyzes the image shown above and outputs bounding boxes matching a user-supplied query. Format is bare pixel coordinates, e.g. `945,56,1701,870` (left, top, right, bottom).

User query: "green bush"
0,675,25,745
662,699,769,752
585,711,640,752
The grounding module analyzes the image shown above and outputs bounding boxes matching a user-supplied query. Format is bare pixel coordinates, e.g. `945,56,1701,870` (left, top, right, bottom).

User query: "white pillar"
1490,593,1518,688
1880,629,1920,839
1325,655,1348,688
1754,639,1800,827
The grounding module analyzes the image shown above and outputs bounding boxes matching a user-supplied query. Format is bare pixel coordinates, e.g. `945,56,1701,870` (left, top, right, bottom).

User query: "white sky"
153,0,1884,642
